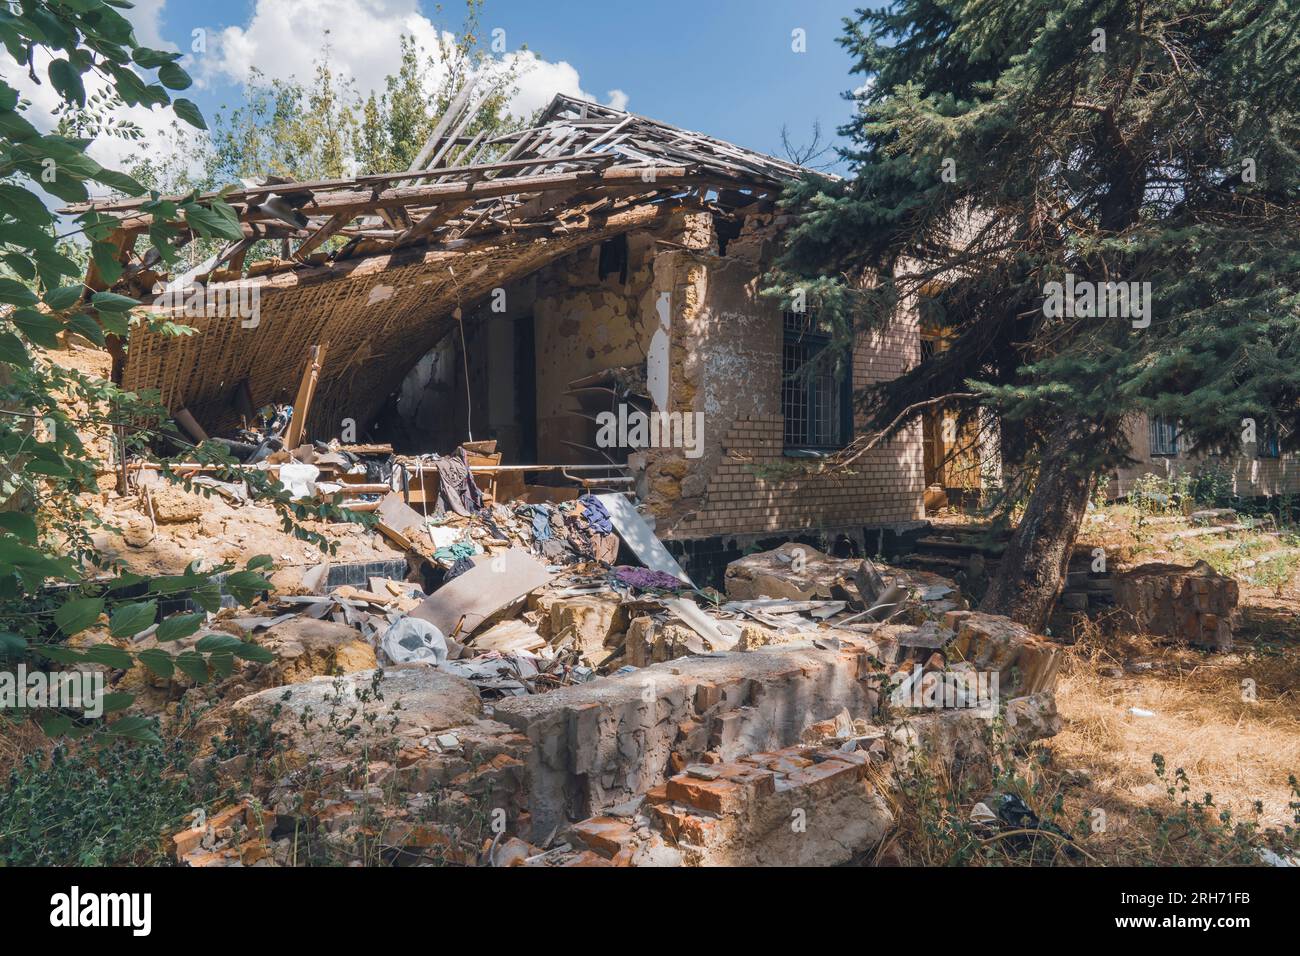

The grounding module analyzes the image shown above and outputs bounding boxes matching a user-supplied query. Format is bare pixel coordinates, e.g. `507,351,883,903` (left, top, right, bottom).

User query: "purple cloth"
614,566,684,591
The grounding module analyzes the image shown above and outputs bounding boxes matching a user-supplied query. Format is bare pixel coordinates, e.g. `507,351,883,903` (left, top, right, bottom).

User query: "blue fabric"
578,494,613,534
530,504,553,541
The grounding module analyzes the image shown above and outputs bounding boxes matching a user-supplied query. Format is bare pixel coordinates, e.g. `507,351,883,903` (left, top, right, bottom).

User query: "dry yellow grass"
1051,628,1300,850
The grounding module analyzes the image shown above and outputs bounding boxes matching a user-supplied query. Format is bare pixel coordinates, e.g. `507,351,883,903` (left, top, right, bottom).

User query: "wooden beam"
64,153,618,215
393,200,475,246
285,344,327,448
105,165,707,233
293,213,352,260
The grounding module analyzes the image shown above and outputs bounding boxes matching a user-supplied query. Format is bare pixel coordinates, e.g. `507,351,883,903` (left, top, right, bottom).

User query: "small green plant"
1139,754,1273,865
1,736,199,866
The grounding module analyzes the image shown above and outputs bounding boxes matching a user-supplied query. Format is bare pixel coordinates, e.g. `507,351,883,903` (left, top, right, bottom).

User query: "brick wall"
662,243,926,540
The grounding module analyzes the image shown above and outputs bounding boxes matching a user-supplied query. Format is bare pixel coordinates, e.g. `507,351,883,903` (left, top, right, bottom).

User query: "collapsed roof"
68,93,813,437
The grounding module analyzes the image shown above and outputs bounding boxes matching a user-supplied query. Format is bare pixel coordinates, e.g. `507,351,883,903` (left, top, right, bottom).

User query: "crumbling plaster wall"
644,213,927,540
531,232,661,464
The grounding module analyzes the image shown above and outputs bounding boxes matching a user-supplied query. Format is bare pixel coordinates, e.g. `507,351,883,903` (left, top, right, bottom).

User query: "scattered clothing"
529,504,554,541
614,566,685,591
577,494,613,534
434,542,478,564
443,556,476,582
434,449,483,517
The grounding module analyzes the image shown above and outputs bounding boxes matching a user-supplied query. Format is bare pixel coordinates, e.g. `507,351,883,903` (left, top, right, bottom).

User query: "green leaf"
0,511,37,542
109,600,157,638
189,583,222,613
209,651,235,678
40,714,75,737
104,572,148,592
134,48,183,69
0,330,29,366
0,108,40,142
99,692,134,713
137,648,175,679
10,308,62,349
97,309,131,336
34,645,84,665
90,240,124,284
225,570,272,606
0,184,53,224
171,98,207,130
195,633,242,653
245,554,274,571
65,312,105,346
89,290,140,312
0,631,27,656
0,277,38,306
34,172,89,205
42,285,83,311
92,168,146,196
48,59,86,108
174,650,209,684
181,200,244,241
157,61,192,90
53,596,104,636
100,715,161,744
25,457,73,478
155,611,203,642
81,644,133,669
234,642,274,664
2,253,38,281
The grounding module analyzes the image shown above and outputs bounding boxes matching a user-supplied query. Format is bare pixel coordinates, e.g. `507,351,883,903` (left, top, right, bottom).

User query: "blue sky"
130,0,879,173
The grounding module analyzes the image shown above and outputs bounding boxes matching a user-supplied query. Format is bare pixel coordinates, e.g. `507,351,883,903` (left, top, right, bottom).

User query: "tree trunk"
979,429,1096,631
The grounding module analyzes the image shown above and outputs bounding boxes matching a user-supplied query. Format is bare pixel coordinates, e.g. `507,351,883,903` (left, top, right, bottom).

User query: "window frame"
1148,414,1180,458
781,311,853,456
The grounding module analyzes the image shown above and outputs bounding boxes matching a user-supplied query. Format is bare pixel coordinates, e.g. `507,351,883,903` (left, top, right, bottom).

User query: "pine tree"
770,0,1300,628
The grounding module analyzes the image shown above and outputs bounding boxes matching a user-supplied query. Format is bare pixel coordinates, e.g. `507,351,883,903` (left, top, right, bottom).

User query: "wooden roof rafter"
63,92,827,438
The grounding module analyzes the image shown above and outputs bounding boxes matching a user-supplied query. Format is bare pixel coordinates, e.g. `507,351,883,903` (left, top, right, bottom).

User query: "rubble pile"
151,524,1064,867
58,343,1070,868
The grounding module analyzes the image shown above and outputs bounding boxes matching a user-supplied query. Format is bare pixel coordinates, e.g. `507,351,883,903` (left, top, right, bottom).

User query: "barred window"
1148,415,1179,457
782,311,851,452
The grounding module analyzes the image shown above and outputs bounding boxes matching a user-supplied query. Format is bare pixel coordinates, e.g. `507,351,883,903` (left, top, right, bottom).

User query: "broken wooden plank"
284,344,326,448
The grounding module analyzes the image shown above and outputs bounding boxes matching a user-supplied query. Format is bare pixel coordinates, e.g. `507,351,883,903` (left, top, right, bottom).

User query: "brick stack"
1113,560,1239,651
564,744,892,867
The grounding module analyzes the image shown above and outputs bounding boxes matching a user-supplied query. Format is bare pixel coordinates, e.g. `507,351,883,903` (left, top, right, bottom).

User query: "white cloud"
200,0,448,97
198,0,628,118
128,0,174,51
7,0,630,200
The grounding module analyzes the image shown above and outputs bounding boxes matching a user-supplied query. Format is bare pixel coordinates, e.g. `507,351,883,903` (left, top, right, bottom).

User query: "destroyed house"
72,95,926,580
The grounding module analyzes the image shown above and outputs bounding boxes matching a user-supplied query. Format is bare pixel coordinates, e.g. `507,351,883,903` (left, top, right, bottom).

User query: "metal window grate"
1149,415,1179,456
782,311,848,449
